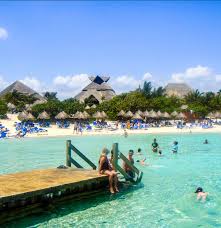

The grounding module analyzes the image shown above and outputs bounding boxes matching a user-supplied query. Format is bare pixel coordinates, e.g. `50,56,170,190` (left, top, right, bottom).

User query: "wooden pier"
0,140,143,224
0,168,108,224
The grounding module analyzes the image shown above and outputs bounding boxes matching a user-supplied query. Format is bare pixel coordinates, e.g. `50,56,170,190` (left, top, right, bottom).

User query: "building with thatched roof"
0,80,46,101
164,83,192,98
75,75,115,104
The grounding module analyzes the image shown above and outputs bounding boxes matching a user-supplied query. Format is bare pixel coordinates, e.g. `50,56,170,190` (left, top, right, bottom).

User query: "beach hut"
149,111,158,118
91,104,97,109
37,111,50,120
55,111,70,120
137,110,143,116
132,113,143,120
27,113,35,121
117,110,126,117
85,105,90,110
125,111,133,118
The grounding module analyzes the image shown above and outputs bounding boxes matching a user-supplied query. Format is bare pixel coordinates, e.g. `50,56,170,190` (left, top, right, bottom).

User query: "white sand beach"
1,114,221,138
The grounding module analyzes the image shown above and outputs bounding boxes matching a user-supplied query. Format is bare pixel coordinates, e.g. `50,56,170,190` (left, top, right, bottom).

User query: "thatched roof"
7,103,16,109
0,80,46,101
117,110,126,117
101,111,107,118
55,111,69,119
93,111,104,119
137,110,143,116
171,111,178,117
149,111,158,118
37,111,50,120
125,111,133,118
157,111,162,117
73,111,85,119
83,111,90,119
18,111,35,121
132,113,143,120
85,105,90,110
91,104,97,109
165,83,192,98
163,112,170,118
75,75,116,103
177,112,186,119
143,110,149,117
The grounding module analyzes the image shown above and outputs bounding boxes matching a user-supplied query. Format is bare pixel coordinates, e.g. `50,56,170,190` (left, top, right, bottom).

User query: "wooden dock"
0,168,108,224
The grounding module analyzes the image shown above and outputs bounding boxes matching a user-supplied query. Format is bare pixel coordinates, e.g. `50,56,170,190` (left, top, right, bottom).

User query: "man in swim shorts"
152,138,159,153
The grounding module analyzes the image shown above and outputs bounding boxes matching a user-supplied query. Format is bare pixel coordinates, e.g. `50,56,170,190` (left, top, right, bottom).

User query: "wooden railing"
112,143,143,184
66,140,96,170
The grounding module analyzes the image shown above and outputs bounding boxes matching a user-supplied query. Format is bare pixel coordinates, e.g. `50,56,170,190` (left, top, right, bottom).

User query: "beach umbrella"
25,104,32,112
91,104,97,109
7,103,16,109
125,111,133,118
55,111,70,120
171,111,178,117
132,112,143,120
157,110,162,117
163,112,171,119
73,111,85,119
137,110,143,116
101,111,108,119
93,111,104,119
206,112,215,119
143,110,150,118
177,112,186,119
18,111,28,121
83,111,90,119
37,111,50,120
117,110,126,117
149,111,158,118
85,105,90,110
180,105,188,110
214,111,221,118
27,113,35,121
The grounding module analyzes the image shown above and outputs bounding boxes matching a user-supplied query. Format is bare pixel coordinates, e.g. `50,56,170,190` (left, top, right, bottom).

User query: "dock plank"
0,168,107,198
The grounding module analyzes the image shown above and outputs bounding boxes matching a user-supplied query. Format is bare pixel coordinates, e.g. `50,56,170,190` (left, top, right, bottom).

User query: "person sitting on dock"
123,150,135,179
98,148,119,194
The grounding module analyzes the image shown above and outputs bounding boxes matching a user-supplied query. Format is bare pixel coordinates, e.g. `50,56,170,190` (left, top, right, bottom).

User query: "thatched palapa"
132,113,143,120
37,111,50,120
93,111,104,119
165,83,192,98
55,111,69,120
117,110,126,117
125,111,133,118
75,75,116,104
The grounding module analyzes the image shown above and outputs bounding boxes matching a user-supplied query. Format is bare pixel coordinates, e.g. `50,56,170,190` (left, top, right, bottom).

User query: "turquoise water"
1,133,221,227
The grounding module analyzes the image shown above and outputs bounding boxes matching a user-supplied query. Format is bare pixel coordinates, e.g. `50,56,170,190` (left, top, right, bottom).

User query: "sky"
1,1,221,99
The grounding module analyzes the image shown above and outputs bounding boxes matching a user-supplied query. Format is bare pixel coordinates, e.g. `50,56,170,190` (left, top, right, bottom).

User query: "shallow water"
1,133,221,227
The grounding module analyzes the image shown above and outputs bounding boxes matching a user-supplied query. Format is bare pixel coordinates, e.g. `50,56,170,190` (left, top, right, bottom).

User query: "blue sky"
0,1,221,98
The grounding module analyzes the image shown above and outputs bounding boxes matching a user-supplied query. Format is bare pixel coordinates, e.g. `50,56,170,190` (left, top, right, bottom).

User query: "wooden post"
112,143,119,172
66,140,72,167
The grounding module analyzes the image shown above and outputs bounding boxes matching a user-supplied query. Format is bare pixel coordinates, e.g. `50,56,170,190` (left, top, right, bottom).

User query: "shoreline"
1,114,221,139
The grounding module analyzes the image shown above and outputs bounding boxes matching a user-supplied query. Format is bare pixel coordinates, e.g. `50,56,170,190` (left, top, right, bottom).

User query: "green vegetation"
0,99,8,117
1,82,221,120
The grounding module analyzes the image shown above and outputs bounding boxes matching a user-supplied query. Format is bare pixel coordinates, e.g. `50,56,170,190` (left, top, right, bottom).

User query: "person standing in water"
123,150,135,179
152,138,159,153
203,139,208,144
172,141,178,153
195,187,208,202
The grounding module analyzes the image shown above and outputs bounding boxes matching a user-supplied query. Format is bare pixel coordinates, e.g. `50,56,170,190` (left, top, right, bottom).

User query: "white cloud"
215,75,221,82
53,74,91,99
0,76,9,90
110,73,154,94
0,27,8,40
20,77,45,93
171,65,211,82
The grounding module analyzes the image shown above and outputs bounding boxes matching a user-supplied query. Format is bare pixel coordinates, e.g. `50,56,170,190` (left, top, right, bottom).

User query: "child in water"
195,187,208,202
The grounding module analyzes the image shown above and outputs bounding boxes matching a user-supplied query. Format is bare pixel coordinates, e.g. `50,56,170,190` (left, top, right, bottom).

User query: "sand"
1,114,221,139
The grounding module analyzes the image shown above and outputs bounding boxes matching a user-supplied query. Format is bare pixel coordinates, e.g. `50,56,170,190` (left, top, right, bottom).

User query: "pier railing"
112,143,143,184
66,140,97,170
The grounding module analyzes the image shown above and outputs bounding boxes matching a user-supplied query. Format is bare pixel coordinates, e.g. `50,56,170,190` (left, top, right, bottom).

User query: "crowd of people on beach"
98,136,209,202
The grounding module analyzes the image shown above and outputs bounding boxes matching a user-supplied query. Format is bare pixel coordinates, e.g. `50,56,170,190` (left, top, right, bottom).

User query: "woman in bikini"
98,148,119,194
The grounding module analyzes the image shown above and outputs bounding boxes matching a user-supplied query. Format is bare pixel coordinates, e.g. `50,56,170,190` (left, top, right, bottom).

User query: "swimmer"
136,158,148,166
137,148,142,155
172,141,178,153
158,150,163,156
203,139,208,144
124,129,128,138
195,187,208,202
152,138,159,153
